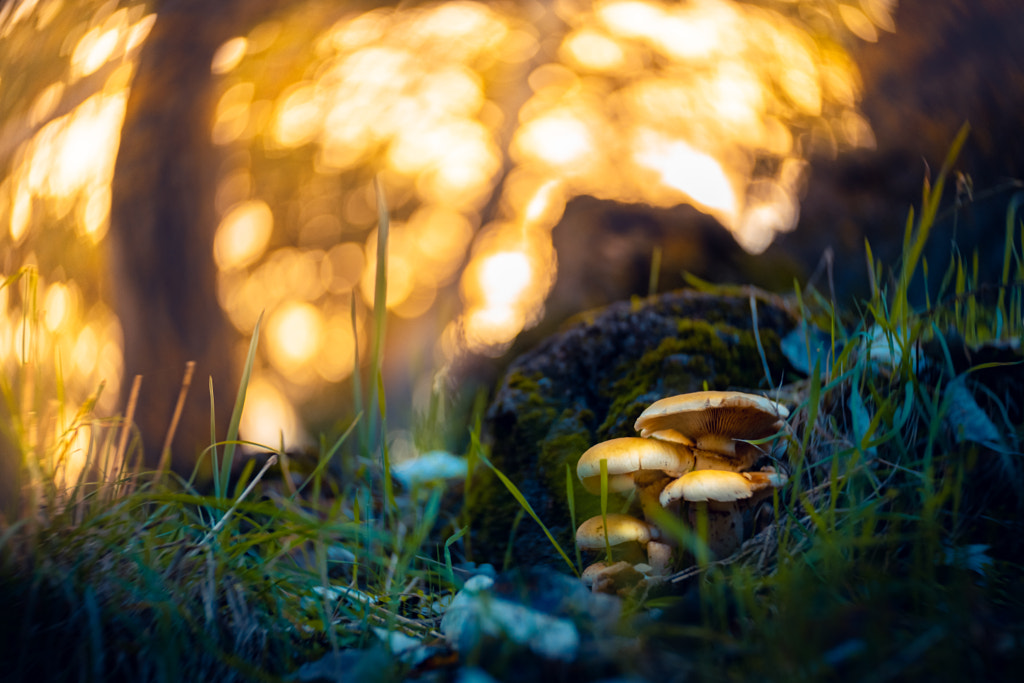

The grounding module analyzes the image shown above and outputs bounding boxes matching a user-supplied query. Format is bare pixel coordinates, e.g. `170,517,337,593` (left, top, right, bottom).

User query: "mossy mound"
469,288,800,569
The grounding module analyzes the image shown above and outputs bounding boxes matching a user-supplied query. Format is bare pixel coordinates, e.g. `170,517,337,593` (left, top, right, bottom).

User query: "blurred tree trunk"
109,0,280,470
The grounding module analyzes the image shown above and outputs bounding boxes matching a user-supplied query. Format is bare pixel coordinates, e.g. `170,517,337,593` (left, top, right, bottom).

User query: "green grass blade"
750,294,774,387
350,291,368,460
894,123,970,323
369,177,390,448
864,239,877,301
219,310,264,498
648,245,662,297
565,463,581,571
999,192,1024,312
600,458,611,564
377,370,396,517
478,452,578,576
209,377,219,498
445,525,469,586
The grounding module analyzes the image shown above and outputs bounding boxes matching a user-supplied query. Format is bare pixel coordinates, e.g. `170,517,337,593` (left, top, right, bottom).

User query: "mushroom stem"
694,433,738,457
689,501,743,559
645,540,673,575
633,470,672,520
691,447,755,472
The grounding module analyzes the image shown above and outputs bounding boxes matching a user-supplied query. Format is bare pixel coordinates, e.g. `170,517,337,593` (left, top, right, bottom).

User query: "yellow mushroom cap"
644,428,694,446
575,513,657,548
576,437,693,495
659,469,788,507
634,391,789,457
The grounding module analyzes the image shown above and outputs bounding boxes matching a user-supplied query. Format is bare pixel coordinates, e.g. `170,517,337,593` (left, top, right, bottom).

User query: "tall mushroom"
635,391,790,470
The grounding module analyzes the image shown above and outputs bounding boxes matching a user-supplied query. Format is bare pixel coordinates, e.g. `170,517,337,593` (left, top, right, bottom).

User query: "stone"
468,288,799,569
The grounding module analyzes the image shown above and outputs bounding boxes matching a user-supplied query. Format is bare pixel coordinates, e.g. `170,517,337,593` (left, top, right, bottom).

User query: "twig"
153,361,195,488
112,375,142,499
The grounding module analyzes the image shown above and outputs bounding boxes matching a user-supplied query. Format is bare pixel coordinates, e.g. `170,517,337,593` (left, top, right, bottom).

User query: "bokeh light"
0,0,153,468
1,0,898,452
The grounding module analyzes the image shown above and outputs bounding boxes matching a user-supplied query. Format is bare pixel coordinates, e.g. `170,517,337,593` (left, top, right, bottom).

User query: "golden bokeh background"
0,0,894,470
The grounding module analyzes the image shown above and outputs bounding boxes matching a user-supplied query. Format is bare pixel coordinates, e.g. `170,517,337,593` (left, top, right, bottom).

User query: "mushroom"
575,513,659,548
634,391,789,469
575,513,671,576
576,436,748,503
658,469,788,558
575,437,692,495
576,437,740,571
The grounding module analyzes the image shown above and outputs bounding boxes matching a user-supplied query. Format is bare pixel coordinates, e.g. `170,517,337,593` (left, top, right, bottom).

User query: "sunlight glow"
239,376,305,448
72,13,124,79
267,301,323,373
14,90,128,244
839,4,879,43
634,135,738,220
210,0,876,359
212,82,255,145
561,29,626,71
271,83,321,148
212,37,249,74
478,251,533,307
57,423,94,493
214,200,274,271
462,305,526,355
44,281,74,332
515,113,595,169
0,0,884,451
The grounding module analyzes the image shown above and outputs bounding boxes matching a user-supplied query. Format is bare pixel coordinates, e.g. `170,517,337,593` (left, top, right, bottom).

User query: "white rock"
440,575,580,662
391,450,468,488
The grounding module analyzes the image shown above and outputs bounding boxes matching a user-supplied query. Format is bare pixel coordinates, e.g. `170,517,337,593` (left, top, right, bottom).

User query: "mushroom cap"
575,513,657,548
659,469,788,507
644,428,694,446
576,437,692,495
634,391,789,446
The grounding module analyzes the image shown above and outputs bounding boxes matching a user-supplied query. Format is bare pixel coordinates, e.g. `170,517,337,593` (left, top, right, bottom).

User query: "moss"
596,319,786,438
502,370,550,410
468,375,597,568
538,411,593,499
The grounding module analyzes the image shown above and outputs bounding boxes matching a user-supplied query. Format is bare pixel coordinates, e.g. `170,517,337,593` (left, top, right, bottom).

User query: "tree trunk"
108,0,280,470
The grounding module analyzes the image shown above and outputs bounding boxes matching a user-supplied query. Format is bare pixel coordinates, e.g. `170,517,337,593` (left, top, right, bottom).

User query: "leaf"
781,322,833,376
942,543,994,576
944,375,1006,451
848,383,876,457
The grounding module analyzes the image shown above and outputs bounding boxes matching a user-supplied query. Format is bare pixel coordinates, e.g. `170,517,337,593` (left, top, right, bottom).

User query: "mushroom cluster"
575,391,790,588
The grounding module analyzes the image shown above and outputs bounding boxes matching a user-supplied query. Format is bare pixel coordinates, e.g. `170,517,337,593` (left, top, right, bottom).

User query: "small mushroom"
576,513,670,578
580,561,647,594
658,469,787,558
575,513,659,548
634,391,789,468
